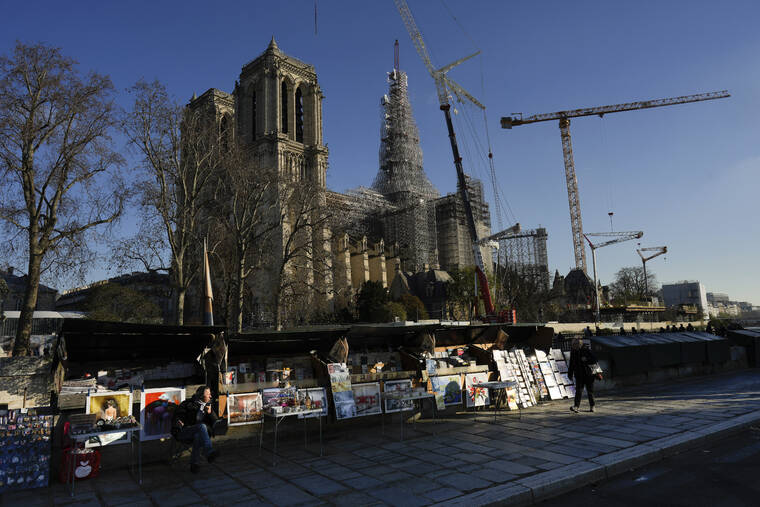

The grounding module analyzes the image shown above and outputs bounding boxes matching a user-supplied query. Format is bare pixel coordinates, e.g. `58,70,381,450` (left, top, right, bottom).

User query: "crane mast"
501,90,729,274
584,231,644,323
393,0,497,315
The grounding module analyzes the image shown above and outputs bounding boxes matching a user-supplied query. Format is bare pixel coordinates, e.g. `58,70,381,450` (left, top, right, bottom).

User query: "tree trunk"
13,253,42,356
176,288,185,326
273,287,282,331
235,263,245,334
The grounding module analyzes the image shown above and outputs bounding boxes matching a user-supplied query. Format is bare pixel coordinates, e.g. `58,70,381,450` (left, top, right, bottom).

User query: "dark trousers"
178,423,212,465
574,375,595,408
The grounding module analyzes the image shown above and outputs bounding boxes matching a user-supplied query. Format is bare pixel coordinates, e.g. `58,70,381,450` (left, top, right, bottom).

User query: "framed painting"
297,388,329,419
464,372,490,408
383,379,414,413
140,387,184,440
430,375,462,407
351,383,382,417
85,391,133,447
227,392,263,426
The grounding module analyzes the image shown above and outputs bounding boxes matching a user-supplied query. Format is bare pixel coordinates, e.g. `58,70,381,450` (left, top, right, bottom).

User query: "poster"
506,387,519,410
140,387,185,440
351,383,382,417
383,379,414,413
464,372,490,408
227,392,263,426
297,388,329,419
85,391,133,447
328,363,357,420
430,375,462,406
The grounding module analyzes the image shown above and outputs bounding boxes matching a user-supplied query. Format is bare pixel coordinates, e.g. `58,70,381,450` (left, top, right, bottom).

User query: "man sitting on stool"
172,385,220,473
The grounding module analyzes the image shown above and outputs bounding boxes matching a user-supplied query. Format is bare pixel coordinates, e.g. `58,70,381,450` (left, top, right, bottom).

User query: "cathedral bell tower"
235,36,328,186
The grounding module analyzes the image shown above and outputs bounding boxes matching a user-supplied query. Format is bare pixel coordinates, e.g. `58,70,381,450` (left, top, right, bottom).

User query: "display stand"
381,391,437,441
475,381,521,423
258,408,323,465
68,425,142,497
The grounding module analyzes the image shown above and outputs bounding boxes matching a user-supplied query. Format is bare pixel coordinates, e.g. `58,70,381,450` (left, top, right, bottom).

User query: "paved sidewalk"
3,370,760,507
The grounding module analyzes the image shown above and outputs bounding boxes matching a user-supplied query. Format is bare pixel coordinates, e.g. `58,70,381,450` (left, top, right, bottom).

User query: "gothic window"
295,87,304,143
251,90,257,139
281,81,288,134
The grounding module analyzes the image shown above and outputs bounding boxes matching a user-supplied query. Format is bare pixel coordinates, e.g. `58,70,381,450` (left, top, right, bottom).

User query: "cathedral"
190,38,492,324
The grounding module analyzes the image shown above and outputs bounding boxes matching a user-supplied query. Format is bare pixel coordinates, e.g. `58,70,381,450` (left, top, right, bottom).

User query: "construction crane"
637,246,667,298
394,0,509,320
583,231,643,323
501,90,730,275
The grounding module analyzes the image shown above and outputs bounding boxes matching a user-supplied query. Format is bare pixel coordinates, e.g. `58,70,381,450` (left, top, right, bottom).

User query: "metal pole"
591,247,600,324
642,259,649,297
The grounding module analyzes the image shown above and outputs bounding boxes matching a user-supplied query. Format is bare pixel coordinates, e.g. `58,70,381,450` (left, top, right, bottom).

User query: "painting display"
328,363,357,420
383,379,414,413
297,388,329,419
262,387,297,412
351,383,382,417
430,375,462,406
227,392,263,426
140,387,184,440
506,387,519,410
85,391,133,447
464,372,490,408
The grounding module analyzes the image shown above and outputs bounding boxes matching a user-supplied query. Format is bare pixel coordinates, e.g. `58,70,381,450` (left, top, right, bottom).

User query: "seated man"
172,385,220,473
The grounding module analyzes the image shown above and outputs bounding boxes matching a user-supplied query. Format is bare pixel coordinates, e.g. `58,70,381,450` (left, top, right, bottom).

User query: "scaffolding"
496,228,550,292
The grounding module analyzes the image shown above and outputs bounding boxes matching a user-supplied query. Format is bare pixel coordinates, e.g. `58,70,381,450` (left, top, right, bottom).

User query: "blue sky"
3,1,758,304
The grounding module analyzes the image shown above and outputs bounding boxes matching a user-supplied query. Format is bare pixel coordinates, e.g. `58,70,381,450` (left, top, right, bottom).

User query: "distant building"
707,292,729,305
56,271,175,323
0,267,57,312
662,281,708,314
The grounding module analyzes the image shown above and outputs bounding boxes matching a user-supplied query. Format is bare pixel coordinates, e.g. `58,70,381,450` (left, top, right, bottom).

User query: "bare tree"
122,80,221,324
609,266,658,304
209,143,278,333
269,181,332,330
0,42,126,356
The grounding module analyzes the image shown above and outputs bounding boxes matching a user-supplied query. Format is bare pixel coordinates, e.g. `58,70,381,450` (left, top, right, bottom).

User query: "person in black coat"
568,338,599,413
172,386,220,473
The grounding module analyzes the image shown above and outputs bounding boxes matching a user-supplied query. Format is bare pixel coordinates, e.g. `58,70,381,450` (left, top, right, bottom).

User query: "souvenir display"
0,409,52,493
328,363,357,420
464,372,490,408
297,388,329,419
351,383,382,417
383,379,414,413
227,392,263,426
84,391,134,447
140,388,184,440
430,375,463,406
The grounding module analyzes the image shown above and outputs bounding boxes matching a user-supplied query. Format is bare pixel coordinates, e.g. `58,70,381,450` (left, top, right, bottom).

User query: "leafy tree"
398,293,428,321
86,284,162,323
609,266,657,304
356,281,389,322
0,43,127,355
382,301,407,322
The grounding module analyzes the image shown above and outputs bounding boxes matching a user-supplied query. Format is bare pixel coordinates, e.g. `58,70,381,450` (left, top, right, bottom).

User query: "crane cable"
439,0,517,230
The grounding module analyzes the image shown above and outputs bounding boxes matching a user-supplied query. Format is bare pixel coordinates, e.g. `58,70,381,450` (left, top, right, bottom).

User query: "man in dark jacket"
172,386,220,473
568,338,599,413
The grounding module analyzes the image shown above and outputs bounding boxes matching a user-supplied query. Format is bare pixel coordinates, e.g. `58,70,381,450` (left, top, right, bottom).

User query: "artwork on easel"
351,383,382,417
227,392,263,426
297,388,329,419
383,379,414,413
464,372,490,408
85,391,133,447
140,387,185,440
430,375,462,407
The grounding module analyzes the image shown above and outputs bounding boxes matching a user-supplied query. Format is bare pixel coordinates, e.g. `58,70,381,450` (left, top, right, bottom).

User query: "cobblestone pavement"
3,370,760,507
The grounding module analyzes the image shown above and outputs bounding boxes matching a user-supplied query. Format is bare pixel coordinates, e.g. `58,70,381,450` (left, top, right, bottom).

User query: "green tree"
382,301,407,322
398,294,428,321
356,281,389,322
86,284,162,324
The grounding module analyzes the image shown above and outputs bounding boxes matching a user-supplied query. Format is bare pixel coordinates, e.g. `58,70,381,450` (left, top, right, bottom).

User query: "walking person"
172,386,220,473
568,338,599,413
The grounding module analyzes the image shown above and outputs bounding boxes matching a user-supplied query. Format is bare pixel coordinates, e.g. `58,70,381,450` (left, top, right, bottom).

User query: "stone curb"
439,409,760,506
